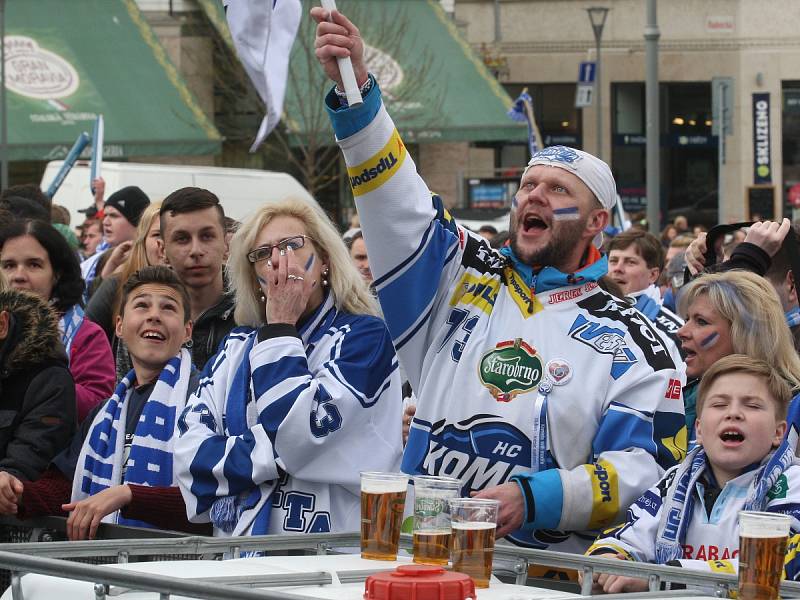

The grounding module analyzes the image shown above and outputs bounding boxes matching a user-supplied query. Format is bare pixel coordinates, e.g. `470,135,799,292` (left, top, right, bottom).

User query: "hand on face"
262,245,317,325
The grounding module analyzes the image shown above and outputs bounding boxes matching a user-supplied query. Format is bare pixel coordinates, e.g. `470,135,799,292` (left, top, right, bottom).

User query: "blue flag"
508,90,544,160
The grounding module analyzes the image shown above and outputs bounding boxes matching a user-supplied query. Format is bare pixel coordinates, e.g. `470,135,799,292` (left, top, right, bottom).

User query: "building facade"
454,0,800,224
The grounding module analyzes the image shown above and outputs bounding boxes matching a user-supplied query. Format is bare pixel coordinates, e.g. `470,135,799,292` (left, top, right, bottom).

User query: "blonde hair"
697,354,791,420
229,198,379,327
112,201,162,320
679,270,800,390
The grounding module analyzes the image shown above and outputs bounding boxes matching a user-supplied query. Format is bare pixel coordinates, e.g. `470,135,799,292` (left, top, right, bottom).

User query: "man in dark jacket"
159,188,236,371
0,290,76,481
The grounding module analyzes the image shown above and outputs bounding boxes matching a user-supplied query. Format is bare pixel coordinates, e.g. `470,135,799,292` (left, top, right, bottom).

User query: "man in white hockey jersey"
312,8,687,558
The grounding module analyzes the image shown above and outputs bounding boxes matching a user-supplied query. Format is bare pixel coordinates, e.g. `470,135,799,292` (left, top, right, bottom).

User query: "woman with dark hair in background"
0,220,115,421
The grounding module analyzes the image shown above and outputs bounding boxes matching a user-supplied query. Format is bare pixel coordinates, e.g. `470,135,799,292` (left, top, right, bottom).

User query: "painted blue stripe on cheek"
700,332,719,348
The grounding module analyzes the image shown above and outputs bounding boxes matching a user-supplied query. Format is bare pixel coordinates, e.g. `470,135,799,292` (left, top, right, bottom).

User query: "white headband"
523,146,616,211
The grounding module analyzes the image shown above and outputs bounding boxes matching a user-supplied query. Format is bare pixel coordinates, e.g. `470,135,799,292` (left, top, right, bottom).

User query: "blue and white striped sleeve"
175,320,402,520
174,333,281,521
327,81,468,388
257,319,402,485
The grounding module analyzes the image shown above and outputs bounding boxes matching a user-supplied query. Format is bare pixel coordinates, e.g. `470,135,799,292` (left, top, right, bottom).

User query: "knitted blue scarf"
71,349,192,528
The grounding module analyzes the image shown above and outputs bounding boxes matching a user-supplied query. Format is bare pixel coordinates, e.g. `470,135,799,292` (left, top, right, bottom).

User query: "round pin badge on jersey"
545,359,572,386
538,378,554,395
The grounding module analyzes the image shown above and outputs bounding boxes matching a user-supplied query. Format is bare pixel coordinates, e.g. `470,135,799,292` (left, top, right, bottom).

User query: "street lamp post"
494,0,501,43
586,6,609,161
0,0,7,190
644,0,660,234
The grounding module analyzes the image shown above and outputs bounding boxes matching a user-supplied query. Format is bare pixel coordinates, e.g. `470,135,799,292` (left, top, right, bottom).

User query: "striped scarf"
58,304,85,364
654,437,797,564
71,349,192,528
82,239,111,302
208,334,277,538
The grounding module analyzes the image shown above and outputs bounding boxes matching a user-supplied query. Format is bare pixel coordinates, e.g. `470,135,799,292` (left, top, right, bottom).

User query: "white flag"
224,0,302,151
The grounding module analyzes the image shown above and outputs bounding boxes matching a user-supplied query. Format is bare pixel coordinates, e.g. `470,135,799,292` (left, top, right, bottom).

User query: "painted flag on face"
508,89,544,159
223,0,302,151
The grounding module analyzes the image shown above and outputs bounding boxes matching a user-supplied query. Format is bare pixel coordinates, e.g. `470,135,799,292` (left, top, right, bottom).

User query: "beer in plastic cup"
449,498,500,588
412,475,461,565
738,511,791,600
360,472,408,560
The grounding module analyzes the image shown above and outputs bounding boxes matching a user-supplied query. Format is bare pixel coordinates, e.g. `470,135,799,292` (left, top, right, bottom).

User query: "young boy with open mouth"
0,266,209,540
586,354,800,592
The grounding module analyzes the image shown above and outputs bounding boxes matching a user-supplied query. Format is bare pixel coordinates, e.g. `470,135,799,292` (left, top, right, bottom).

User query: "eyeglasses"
247,235,312,263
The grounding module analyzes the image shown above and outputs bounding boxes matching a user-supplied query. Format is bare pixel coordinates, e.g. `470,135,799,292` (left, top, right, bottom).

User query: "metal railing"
1,526,800,600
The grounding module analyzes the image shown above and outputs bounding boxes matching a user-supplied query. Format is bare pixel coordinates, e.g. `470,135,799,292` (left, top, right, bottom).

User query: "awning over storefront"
199,0,526,144
5,0,221,161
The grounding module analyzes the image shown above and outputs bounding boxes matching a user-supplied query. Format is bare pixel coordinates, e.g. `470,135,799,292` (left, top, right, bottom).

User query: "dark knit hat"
104,186,150,226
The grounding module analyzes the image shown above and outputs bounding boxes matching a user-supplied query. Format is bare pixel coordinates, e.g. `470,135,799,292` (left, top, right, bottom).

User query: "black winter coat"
0,291,76,481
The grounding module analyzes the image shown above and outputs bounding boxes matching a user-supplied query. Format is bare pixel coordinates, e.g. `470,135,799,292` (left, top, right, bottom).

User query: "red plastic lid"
364,564,476,600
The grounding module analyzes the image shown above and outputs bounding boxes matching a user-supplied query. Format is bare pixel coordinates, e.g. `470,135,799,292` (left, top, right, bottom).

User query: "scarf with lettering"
654,439,795,563
71,348,192,528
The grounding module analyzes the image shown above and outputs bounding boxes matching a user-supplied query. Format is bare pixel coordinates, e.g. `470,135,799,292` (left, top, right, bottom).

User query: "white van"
40,161,315,226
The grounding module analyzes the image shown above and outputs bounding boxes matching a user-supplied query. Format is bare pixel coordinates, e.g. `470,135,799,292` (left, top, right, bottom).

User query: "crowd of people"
0,5,798,593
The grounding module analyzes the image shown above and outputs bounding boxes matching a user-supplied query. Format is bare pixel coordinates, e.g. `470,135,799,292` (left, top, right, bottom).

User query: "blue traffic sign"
578,61,596,84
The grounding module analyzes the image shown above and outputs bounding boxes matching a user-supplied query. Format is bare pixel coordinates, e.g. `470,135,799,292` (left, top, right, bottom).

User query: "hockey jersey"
326,80,687,554
174,293,403,536
630,285,684,355
588,457,800,580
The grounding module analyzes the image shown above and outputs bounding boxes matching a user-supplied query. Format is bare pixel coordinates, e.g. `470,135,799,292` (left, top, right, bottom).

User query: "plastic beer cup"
412,475,461,565
360,472,408,560
738,511,791,600
449,498,500,588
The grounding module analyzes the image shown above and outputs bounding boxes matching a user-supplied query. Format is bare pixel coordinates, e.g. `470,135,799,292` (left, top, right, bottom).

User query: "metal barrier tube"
3,530,800,597
513,559,527,586
0,533,363,559
0,551,323,600
490,547,800,598
10,572,21,600
580,567,593,596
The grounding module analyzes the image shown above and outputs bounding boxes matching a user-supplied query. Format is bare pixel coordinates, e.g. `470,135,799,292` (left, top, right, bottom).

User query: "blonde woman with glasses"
175,197,403,538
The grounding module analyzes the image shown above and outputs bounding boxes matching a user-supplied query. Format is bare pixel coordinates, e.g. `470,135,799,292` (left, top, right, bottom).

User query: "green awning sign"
199,0,526,145
5,0,221,161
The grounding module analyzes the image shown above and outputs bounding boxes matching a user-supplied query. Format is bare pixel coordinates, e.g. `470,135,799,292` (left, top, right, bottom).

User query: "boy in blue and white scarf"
0,266,206,540
586,354,800,593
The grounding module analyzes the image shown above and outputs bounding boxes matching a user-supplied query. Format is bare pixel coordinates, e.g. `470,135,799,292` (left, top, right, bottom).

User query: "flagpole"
320,0,362,106
0,0,8,190
520,87,544,152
